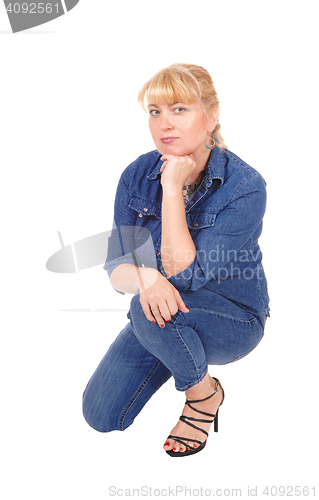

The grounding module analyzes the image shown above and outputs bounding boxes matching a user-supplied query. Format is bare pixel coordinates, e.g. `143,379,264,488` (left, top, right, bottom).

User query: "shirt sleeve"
103,176,157,279
166,174,267,291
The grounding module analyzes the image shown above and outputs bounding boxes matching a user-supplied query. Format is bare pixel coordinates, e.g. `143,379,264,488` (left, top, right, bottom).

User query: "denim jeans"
82,288,266,433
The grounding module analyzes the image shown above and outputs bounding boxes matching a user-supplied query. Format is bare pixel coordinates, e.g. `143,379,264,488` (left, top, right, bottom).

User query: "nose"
159,111,173,130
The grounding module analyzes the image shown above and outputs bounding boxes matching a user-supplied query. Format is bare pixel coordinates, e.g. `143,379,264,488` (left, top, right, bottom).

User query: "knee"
82,386,118,433
128,294,149,330
129,293,143,320
129,293,159,344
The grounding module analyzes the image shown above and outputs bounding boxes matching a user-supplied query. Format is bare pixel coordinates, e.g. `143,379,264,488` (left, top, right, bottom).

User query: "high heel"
214,408,219,433
165,376,225,457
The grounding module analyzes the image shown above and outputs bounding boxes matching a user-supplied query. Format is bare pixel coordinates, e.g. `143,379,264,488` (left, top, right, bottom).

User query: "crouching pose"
82,63,270,457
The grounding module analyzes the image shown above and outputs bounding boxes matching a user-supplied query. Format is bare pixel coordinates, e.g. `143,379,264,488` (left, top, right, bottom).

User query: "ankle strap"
179,415,213,437
186,401,216,418
186,379,219,405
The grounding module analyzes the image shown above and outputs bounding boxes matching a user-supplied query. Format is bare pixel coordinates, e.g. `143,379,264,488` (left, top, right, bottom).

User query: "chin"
158,145,188,156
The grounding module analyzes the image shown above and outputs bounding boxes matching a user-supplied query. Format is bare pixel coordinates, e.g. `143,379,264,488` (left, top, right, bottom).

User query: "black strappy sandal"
165,377,225,457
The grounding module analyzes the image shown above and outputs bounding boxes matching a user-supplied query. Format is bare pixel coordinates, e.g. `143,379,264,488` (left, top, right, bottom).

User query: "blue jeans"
82,289,266,432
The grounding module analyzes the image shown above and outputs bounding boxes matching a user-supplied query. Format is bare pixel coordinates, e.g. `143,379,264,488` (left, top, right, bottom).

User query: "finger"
166,294,179,317
149,306,166,328
139,297,156,324
174,290,189,313
160,161,167,173
160,154,174,162
157,301,172,324
140,293,166,327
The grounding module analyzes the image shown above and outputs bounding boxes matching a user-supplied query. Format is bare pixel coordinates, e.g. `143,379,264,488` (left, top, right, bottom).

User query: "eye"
149,109,160,116
172,106,187,114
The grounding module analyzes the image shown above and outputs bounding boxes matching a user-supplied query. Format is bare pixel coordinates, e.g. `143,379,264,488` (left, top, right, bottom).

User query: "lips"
160,137,178,144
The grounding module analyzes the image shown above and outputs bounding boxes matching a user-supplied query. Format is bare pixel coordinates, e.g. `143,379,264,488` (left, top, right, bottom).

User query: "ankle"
185,373,215,401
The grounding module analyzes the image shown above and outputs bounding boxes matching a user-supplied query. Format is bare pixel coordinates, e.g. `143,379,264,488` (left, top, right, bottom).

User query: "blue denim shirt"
104,146,270,318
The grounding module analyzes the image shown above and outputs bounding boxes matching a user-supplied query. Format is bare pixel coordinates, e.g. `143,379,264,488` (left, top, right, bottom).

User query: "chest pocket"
186,212,217,229
129,196,161,220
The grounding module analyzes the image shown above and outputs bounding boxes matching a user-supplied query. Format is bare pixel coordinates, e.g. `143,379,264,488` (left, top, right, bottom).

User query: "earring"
205,136,215,150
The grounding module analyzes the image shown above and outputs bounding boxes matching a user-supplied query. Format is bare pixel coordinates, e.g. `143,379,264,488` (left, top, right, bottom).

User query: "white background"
1,1,318,498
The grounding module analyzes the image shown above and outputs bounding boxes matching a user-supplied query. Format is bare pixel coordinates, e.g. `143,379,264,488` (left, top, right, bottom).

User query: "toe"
163,438,174,451
169,440,181,453
172,443,180,453
176,444,186,453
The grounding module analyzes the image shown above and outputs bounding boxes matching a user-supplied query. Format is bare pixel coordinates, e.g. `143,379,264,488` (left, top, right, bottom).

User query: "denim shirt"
104,146,270,318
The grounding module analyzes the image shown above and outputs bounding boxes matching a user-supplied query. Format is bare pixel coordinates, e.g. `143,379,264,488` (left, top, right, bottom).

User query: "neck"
188,147,212,183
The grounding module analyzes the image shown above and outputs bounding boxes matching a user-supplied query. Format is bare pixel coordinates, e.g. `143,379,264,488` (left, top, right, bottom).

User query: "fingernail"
151,320,155,324
167,319,171,322
160,324,165,328
180,447,183,451
173,448,176,451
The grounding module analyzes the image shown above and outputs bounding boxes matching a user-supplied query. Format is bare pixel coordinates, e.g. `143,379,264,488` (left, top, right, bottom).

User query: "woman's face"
147,101,216,159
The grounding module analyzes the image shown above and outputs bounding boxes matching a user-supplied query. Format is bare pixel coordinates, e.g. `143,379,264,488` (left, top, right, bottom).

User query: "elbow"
161,247,196,278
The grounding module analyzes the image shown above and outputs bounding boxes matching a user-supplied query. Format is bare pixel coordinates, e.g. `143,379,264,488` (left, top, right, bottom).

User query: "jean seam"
118,358,162,431
185,307,257,324
170,319,207,390
175,366,208,392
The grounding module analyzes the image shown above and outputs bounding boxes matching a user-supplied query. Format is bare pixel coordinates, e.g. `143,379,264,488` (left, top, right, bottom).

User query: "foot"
163,374,224,454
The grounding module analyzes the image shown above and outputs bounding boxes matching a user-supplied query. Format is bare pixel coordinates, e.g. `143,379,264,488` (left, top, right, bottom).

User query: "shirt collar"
147,146,226,185
204,145,226,187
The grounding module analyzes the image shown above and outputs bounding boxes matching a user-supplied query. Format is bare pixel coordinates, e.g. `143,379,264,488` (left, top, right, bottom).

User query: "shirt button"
157,252,161,257
143,207,148,212
138,213,143,218
193,223,198,227
206,176,209,181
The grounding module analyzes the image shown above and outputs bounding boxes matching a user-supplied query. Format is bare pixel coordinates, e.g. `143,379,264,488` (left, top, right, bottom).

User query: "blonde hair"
138,63,228,150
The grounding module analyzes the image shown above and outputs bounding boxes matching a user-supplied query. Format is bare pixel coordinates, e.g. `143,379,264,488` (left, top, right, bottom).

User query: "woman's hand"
138,267,189,327
160,154,196,192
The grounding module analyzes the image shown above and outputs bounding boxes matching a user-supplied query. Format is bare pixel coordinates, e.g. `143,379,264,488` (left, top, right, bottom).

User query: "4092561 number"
263,486,316,496
5,3,60,14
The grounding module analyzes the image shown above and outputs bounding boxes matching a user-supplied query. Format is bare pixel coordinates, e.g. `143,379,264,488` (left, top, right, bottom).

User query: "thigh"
175,289,265,365
82,323,172,432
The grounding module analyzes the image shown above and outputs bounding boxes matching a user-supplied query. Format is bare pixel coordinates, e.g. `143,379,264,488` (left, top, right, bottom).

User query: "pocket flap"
129,197,161,219
186,213,217,229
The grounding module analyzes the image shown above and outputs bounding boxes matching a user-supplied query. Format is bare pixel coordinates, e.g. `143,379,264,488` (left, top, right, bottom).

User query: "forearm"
161,190,196,277
110,264,160,294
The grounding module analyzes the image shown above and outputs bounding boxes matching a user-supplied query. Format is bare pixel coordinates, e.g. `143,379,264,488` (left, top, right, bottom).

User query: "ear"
207,114,218,134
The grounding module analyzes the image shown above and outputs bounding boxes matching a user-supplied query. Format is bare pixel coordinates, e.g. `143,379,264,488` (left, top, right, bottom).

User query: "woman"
82,63,270,457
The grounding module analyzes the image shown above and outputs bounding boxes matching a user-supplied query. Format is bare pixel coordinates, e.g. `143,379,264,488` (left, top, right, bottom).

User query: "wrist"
162,185,184,201
138,267,161,291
